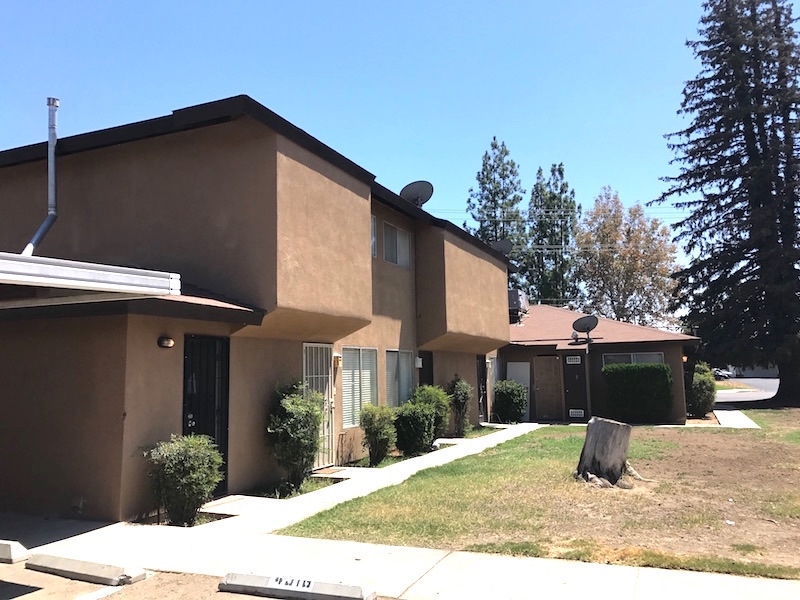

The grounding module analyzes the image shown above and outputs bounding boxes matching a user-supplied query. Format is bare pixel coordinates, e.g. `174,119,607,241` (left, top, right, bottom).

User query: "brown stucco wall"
335,201,417,463
0,119,277,310
228,336,303,492
270,135,372,340
416,225,509,354
0,315,127,520
119,315,236,520
432,350,481,426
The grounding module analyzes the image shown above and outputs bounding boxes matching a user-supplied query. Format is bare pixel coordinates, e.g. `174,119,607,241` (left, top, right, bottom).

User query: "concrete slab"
219,572,375,600
0,539,28,563
714,409,761,428
26,553,146,585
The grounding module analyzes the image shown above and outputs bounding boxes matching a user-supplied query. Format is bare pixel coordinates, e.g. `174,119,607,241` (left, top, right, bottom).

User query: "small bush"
601,363,673,423
686,361,716,417
493,380,528,423
410,385,451,438
360,404,396,466
394,402,436,455
447,376,473,437
147,434,224,527
266,381,323,491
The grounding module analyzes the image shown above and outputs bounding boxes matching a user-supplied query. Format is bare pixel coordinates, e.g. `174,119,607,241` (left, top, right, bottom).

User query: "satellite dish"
572,315,599,334
490,239,513,255
400,180,434,207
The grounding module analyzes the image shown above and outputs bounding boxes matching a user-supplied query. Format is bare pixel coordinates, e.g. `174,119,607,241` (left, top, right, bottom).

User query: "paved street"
716,378,778,403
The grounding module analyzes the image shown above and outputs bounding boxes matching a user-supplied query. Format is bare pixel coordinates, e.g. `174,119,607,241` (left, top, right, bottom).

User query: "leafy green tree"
576,188,678,326
522,163,581,305
465,137,527,287
656,0,800,401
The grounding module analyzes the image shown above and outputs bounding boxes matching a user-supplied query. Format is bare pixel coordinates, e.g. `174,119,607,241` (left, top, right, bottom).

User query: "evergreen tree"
522,163,580,305
657,0,800,401
576,188,678,327
465,137,527,287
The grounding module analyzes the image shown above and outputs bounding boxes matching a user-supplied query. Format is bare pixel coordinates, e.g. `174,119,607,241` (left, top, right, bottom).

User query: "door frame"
183,334,230,495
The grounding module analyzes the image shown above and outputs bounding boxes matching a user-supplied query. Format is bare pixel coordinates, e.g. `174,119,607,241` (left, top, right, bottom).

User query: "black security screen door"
183,335,230,494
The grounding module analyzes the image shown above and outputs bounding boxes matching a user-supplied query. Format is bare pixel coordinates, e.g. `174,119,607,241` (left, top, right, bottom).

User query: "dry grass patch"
282,412,800,578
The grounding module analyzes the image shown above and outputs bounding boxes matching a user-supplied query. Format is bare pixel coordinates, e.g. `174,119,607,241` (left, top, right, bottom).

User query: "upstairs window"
371,215,377,258
384,222,410,267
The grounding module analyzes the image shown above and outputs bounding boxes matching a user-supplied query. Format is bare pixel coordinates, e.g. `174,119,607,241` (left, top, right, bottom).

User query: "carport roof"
510,305,700,350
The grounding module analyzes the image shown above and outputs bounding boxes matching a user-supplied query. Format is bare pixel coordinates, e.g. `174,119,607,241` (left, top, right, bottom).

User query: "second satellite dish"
490,239,513,255
572,315,599,334
400,181,434,207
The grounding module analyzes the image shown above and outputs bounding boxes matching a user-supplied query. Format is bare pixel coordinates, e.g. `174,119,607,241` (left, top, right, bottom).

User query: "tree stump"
574,417,631,487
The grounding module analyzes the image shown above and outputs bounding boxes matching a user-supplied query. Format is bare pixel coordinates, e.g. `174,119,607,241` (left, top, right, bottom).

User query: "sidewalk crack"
396,550,453,599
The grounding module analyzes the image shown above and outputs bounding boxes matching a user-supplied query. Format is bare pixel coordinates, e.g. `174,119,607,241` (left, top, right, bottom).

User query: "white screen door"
304,343,334,469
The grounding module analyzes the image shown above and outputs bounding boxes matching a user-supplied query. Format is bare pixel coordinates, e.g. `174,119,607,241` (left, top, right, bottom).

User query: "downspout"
21,97,59,256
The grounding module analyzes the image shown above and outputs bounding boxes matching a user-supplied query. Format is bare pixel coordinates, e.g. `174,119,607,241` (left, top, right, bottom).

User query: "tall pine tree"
658,0,800,401
522,163,580,305
465,137,527,288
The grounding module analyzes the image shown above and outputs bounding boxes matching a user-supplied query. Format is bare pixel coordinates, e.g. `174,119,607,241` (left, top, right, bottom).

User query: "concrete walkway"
20,418,797,599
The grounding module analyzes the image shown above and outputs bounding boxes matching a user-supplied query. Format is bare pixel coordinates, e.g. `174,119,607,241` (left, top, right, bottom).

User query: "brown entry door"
533,356,563,421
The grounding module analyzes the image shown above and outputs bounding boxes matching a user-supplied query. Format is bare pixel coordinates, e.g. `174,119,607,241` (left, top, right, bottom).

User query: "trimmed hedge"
493,379,528,423
360,404,396,466
147,434,224,527
686,361,716,417
394,402,436,455
601,363,673,423
410,385,451,438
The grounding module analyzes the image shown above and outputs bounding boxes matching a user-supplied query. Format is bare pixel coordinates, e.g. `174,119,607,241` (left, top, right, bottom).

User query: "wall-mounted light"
415,356,423,369
682,355,688,363
333,353,342,368
158,336,175,349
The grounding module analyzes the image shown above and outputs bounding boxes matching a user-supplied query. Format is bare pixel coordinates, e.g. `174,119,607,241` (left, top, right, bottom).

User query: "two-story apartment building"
0,95,509,522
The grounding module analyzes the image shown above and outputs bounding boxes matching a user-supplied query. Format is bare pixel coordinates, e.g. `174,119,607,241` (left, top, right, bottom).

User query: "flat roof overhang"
0,251,180,296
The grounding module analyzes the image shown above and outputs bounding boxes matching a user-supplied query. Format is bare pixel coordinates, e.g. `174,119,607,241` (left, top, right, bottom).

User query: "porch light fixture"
682,355,688,363
333,353,342,368
158,336,175,349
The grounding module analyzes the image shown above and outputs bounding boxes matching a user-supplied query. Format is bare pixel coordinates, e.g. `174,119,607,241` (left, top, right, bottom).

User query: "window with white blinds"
342,347,377,428
386,350,414,407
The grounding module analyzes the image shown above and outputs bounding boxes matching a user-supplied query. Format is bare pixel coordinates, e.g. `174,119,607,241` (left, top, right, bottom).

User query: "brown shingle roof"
510,305,699,349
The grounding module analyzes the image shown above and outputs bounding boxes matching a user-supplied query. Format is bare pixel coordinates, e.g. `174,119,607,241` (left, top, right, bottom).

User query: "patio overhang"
0,251,180,296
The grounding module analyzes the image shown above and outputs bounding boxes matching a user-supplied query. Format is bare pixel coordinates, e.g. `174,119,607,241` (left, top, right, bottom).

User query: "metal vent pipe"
22,97,59,256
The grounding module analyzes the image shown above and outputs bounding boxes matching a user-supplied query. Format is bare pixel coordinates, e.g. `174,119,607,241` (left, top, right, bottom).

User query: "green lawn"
280,417,800,579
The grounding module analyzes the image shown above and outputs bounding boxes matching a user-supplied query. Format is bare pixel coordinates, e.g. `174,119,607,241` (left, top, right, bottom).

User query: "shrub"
266,381,323,491
686,361,716,417
147,434,224,527
410,385,451,438
360,404,396,466
601,363,673,423
394,402,436,455
493,380,528,423
446,376,473,437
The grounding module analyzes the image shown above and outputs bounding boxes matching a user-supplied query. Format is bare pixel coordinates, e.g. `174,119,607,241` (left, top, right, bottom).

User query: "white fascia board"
0,252,180,296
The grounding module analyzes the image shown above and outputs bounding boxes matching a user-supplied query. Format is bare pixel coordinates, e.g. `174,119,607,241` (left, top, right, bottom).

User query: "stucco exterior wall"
0,315,127,520
266,135,372,341
228,336,303,492
432,350,481,426
335,201,417,463
416,225,509,354
119,315,236,520
0,118,277,309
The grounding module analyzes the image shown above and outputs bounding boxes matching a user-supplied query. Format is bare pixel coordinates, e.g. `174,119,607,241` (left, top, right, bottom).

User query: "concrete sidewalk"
20,420,797,599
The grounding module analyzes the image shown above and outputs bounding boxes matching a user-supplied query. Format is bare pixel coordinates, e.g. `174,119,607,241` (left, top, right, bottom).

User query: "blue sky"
1,1,704,240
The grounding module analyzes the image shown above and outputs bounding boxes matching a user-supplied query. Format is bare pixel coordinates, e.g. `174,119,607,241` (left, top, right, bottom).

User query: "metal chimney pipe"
21,97,60,256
